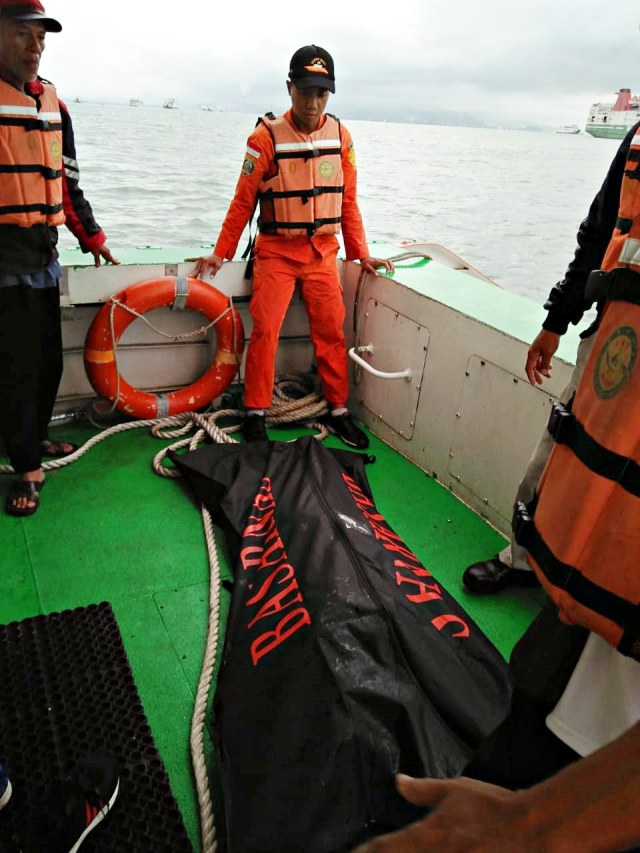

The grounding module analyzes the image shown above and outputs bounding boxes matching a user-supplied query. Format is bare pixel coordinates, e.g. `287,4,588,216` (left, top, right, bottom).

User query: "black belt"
512,500,640,660
585,267,640,305
547,402,640,499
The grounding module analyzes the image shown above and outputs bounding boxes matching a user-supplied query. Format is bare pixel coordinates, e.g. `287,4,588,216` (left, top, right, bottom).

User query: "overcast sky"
42,0,640,127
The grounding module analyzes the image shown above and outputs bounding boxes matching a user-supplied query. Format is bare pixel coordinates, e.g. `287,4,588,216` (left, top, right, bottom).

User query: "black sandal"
5,479,45,517
40,440,78,458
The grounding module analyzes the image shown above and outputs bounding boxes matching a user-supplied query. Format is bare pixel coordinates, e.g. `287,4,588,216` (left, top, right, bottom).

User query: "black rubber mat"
0,602,193,852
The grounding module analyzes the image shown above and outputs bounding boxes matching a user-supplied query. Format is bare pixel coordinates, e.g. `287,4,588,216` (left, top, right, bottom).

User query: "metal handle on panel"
348,345,412,381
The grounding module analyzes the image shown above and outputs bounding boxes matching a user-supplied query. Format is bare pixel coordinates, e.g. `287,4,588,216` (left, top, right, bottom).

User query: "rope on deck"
0,373,327,853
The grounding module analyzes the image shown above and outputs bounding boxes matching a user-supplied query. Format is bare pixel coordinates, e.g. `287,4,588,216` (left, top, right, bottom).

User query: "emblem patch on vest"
319,160,334,178
242,157,255,176
50,140,62,162
594,325,637,399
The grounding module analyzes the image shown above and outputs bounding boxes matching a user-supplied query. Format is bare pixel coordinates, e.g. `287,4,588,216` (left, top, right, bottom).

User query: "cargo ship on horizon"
586,88,639,138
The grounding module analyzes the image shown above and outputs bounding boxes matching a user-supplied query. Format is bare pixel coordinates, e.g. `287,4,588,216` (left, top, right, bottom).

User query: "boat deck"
0,418,544,850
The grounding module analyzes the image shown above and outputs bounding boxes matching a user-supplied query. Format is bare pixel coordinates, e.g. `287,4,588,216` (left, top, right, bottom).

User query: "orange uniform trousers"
244,244,349,410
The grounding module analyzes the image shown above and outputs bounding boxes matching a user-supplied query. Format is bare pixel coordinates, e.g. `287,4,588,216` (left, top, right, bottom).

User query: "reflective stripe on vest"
257,113,343,236
0,79,64,227
618,237,640,266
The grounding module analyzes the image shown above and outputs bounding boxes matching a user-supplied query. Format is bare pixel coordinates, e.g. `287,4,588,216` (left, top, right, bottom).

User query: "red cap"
0,0,62,32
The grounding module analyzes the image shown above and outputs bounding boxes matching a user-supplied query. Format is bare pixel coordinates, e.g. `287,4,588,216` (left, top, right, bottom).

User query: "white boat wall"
57,242,579,538
586,88,639,139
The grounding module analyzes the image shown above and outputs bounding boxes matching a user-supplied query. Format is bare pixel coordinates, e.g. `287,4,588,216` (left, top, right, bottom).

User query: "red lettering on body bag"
342,473,471,637
242,477,312,664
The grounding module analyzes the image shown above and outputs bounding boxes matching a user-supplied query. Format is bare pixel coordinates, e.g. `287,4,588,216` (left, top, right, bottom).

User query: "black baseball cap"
0,0,62,32
288,45,335,93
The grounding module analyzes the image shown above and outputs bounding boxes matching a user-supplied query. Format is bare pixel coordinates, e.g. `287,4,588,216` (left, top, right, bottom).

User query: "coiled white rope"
0,373,327,853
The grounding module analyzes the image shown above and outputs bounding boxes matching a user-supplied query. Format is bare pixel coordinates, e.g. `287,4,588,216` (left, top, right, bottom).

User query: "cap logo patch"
304,58,329,76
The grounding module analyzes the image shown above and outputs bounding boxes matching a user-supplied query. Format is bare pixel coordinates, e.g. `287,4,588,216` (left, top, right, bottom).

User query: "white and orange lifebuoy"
84,275,244,418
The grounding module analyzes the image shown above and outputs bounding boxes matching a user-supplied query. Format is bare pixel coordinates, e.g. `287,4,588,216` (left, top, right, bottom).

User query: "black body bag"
170,436,512,852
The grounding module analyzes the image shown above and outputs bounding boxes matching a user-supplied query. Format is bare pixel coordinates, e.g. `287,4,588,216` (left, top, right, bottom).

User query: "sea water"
58,102,621,305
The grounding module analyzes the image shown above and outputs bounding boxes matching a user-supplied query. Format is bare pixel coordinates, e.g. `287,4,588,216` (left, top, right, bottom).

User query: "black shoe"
243,414,267,443
462,555,540,595
23,751,119,853
324,412,369,449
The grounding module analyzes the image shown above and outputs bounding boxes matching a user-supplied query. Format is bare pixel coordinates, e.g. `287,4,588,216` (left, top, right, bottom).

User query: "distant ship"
129,98,143,107
163,98,178,110
556,124,580,135
586,88,639,139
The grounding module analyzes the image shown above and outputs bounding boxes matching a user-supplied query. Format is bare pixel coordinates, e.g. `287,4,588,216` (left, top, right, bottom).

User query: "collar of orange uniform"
284,108,327,135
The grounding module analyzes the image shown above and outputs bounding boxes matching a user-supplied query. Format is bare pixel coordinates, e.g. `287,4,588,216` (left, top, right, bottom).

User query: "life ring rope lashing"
84,275,245,418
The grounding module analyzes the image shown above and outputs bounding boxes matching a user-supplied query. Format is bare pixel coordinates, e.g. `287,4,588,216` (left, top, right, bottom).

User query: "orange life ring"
84,275,244,418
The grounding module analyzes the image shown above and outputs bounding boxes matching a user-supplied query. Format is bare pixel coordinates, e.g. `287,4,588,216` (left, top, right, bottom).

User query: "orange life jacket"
257,113,343,237
515,126,640,661
0,79,64,229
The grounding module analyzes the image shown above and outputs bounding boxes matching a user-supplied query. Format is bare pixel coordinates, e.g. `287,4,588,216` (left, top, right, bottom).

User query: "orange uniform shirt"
213,109,370,264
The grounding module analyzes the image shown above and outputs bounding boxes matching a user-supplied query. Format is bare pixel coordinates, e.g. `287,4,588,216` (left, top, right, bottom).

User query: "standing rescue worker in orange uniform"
0,0,118,517
194,45,393,447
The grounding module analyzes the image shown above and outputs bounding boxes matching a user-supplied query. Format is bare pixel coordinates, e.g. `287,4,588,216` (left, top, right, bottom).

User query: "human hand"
191,253,224,279
91,243,120,267
525,329,561,385
359,256,394,276
352,774,523,853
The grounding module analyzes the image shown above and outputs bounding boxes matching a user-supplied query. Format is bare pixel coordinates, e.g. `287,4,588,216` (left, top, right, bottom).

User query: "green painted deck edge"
59,243,583,365
366,241,583,365
58,245,217,268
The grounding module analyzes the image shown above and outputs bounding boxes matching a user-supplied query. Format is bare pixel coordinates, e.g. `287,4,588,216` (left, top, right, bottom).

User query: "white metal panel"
448,356,554,525
58,266,316,406
340,256,577,536
354,299,429,438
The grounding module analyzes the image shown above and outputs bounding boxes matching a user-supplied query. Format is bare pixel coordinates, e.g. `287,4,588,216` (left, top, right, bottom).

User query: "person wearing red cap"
0,0,119,516
194,45,393,447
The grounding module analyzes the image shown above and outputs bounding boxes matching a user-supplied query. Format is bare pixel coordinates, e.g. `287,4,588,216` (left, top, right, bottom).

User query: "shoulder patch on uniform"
348,146,356,167
242,157,256,176
594,325,637,399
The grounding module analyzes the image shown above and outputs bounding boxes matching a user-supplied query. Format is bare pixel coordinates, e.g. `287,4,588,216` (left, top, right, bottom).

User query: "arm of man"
354,720,640,853
193,123,273,279
58,100,118,267
525,121,636,384
339,124,393,275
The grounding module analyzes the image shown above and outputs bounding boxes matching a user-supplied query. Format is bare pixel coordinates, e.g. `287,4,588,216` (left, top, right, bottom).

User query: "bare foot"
40,440,77,457
5,472,45,516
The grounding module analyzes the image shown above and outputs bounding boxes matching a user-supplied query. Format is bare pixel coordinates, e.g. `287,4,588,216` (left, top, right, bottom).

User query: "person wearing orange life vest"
0,0,119,517
353,127,640,853
514,122,640,658
463,119,640,596
194,45,393,446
